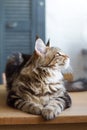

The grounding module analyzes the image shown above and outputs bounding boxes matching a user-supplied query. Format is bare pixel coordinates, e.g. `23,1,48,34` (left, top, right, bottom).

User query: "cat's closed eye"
56,52,61,56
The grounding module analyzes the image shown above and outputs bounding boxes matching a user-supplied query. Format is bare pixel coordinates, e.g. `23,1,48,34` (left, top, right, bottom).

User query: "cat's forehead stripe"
50,47,61,52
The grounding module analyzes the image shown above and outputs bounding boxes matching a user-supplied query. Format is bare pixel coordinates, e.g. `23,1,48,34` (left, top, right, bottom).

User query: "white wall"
46,0,87,79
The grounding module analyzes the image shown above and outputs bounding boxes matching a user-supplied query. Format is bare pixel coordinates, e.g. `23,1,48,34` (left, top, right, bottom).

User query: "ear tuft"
46,39,50,46
35,38,46,56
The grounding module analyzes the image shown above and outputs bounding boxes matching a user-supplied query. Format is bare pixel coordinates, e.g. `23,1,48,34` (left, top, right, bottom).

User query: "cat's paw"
29,105,42,115
42,108,59,120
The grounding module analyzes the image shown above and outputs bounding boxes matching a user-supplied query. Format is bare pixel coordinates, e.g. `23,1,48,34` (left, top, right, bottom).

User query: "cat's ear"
46,39,50,47
35,38,46,56
35,35,39,40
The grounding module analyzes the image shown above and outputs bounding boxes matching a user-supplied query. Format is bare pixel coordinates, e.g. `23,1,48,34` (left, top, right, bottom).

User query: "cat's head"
33,38,70,70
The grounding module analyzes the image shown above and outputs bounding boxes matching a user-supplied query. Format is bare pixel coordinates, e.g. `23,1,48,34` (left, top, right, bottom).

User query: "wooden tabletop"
0,85,87,125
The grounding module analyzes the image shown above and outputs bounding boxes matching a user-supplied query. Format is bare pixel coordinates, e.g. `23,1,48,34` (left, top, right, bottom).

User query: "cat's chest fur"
45,69,63,84
42,69,65,95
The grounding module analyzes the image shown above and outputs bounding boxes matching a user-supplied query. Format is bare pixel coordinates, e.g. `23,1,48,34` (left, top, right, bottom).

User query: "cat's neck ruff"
45,68,63,84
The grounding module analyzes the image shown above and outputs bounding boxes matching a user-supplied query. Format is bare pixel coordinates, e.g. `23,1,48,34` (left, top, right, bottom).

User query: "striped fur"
5,38,71,120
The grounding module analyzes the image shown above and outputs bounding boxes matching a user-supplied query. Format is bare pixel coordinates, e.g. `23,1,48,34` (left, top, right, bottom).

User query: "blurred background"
46,0,87,80
0,0,87,83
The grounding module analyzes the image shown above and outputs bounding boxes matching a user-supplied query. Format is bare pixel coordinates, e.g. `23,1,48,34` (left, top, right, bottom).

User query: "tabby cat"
5,38,72,120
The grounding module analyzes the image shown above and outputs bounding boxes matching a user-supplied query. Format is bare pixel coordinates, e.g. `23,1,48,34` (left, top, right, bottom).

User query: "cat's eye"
56,52,61,56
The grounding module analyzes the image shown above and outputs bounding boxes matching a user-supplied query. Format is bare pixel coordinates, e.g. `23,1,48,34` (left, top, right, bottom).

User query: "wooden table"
0,85,87,130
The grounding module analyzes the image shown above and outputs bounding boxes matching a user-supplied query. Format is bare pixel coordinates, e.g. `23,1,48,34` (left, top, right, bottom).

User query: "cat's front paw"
42,108,59,120
29,105,42,115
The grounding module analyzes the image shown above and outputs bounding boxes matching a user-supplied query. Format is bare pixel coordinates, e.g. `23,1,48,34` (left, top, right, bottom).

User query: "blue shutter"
3,0,32,58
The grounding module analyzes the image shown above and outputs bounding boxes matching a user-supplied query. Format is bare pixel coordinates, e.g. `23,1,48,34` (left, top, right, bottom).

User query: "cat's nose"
62,54,69,59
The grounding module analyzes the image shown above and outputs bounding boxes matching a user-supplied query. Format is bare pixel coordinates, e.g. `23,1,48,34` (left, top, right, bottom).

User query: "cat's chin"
64,58,70,69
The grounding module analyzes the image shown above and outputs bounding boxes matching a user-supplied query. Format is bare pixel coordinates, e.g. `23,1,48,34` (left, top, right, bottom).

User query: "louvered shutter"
3,0,32,61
